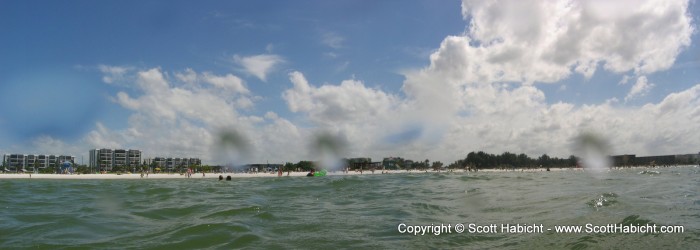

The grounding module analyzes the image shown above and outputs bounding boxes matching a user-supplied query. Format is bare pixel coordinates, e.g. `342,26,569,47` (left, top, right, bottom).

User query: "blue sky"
1,0,699,165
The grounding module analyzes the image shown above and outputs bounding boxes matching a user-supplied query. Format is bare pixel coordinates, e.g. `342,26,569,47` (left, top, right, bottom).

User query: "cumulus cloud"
283,71,399,126
392,0,694,159
625,76,655,101
174,68,250,94
281,71,429,158
84,122,125,149
202,73,249,94
277,0,697,162
83,0,697,165
174,68,198,85
86,67,306,163
452,0,694,84
234,54,284,81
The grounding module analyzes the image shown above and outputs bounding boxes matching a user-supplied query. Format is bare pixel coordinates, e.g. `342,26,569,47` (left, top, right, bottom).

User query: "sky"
1,0,699,166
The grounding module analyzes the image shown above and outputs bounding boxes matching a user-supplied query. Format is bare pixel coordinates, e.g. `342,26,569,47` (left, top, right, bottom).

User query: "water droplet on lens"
213,128,252,171
310,132,348,171
573,132,611,176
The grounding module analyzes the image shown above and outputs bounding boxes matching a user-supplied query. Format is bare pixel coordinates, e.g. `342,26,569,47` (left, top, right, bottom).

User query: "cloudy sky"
1,0,698,165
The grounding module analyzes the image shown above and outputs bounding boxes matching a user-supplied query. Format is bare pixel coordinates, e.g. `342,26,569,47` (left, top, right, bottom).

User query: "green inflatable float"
314,169,327,176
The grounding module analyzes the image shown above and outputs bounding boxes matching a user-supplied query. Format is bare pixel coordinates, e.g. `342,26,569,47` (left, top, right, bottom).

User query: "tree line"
447,151,578,169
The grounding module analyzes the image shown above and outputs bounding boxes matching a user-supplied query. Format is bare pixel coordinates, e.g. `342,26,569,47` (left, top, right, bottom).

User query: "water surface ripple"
1,167,698,249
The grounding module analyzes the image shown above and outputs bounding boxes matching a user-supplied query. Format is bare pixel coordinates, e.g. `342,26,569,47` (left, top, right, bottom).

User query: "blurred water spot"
0,68,102,139
573,132,611,176
310,133,348,171
213,129,252,171
96,192,124,217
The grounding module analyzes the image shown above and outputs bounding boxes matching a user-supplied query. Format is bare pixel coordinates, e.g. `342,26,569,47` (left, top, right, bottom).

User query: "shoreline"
0,165,695,179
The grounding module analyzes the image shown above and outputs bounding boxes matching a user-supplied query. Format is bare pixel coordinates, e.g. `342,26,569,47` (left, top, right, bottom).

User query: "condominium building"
89,149,141,171
150,157,201,170
2,154,75,171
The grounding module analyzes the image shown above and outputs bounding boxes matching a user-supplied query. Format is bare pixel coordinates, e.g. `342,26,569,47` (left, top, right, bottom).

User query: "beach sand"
1,170,406,179
8,165,692,180
0,168,592,179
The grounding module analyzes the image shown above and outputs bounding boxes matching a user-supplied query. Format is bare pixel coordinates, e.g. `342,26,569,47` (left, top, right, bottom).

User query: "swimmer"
226,175,232,181
219,175,223,181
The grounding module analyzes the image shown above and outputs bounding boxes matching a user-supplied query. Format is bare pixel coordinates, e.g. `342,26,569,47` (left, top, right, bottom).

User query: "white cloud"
453,0,693,84
235,96,254,109
324,52,338,58
234,54,284,82
277,0,697,162
98,65,132,84
282,71,418,158
202,72,249,94
383,0,695,161
89,67,304,164
321,32,345,49
174,68,250,94
84,0,698,165
85,122,124,149
136,68,170,93
618,75,631,85
31,136,83,157
264,111,279,120
283,71,399,126
175,68,198,85
625,76,655,101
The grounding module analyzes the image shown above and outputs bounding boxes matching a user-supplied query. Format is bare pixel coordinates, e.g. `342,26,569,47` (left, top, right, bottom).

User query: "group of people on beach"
140,168,150,178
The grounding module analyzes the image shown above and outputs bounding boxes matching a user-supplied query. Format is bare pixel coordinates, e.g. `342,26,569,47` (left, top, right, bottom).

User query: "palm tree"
33,158,40,174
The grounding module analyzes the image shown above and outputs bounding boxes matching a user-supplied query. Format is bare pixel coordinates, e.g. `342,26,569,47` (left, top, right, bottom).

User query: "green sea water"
1,167,699,249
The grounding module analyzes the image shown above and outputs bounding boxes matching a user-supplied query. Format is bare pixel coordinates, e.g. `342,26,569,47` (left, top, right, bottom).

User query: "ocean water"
1,167,698,249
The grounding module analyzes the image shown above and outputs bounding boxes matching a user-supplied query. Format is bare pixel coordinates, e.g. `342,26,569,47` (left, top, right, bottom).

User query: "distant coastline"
1,165,696,180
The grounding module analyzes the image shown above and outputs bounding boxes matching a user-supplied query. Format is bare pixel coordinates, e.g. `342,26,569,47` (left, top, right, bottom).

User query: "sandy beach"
0,171,309,179
1,166,689,179
0,167,583,179
1,170,414,179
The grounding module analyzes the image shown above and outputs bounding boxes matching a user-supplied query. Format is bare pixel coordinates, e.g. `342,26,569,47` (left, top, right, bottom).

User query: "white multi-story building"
89,149,141,171
2,154,75,171
150,157,201,170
